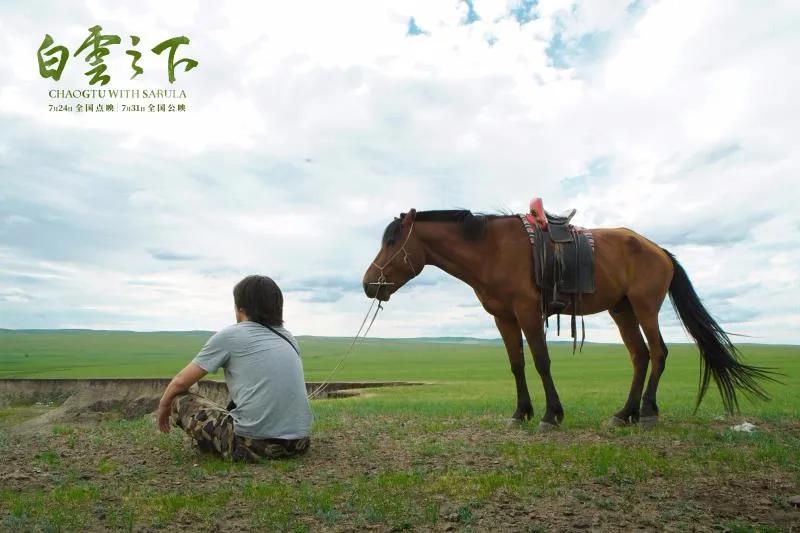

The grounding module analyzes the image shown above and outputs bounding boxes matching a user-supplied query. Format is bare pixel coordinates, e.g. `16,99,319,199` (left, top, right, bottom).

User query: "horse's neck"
418,223,490,289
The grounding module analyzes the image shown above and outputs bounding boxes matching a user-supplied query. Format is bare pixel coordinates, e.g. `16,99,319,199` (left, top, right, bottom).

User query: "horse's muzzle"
363,281,390,301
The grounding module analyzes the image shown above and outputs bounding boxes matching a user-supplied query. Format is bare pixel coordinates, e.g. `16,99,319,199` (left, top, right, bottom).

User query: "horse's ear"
402,208,417,228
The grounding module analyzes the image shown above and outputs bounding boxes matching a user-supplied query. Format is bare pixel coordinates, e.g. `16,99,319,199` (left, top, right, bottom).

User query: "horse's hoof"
507,418,524,427
607,416,628,427
538,421,558,432
639,415,659,429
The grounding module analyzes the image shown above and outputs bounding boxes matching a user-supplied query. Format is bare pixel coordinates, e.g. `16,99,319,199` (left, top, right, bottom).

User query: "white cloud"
0,0,799,344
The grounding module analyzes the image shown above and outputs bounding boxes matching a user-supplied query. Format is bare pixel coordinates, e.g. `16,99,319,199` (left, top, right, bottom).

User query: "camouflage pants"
170,393,310,462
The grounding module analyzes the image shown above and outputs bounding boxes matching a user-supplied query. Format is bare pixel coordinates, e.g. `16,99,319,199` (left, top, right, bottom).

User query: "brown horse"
362,209,773,429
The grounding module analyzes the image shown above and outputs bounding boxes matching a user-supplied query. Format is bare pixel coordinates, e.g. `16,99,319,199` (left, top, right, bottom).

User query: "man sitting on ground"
156,275,313,462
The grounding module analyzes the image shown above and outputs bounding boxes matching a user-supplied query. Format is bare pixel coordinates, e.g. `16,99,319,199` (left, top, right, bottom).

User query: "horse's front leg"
494,316,533,422
516,309,564,431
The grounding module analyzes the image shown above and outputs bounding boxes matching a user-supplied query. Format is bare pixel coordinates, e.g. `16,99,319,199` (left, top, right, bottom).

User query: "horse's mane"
382,209,514,245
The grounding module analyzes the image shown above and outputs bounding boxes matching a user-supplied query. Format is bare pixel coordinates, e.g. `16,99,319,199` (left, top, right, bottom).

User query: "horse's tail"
662,248,777,414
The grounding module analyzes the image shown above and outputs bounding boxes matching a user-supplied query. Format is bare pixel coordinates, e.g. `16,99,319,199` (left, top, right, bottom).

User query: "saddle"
520,198,596,350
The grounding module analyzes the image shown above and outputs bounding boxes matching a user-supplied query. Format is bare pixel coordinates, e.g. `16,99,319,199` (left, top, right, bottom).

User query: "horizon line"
0,327,798,347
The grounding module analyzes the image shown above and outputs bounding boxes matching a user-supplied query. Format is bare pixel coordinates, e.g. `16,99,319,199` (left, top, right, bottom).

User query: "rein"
307,222,417,400
306,294,383,399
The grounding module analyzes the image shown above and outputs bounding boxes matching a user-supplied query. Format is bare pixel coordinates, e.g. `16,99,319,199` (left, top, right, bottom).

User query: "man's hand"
157,403,172,433
156,362,208,434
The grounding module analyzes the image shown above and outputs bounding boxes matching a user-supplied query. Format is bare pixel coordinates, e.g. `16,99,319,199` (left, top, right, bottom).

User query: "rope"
306,291,385,400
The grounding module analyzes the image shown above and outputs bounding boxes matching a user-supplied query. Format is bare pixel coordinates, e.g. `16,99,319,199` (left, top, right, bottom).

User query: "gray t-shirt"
192,321,312,440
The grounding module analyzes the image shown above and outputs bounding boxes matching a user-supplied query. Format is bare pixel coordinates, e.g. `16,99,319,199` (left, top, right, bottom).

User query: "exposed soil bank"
0,379,420,431
0,378,418,404
0,378,227,410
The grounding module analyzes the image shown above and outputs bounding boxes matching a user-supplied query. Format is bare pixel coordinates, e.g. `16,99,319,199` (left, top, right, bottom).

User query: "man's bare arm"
156,362,208,433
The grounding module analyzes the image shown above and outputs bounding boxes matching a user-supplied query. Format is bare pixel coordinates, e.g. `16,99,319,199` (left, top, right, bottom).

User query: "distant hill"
0,329,501,344
0,328,215,336
1,329,796,347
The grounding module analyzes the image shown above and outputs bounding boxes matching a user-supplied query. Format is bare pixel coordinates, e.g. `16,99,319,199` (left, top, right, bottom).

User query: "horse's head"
362,208,425,301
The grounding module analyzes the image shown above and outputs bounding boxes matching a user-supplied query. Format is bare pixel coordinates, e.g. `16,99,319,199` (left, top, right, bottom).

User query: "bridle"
369,220,418,290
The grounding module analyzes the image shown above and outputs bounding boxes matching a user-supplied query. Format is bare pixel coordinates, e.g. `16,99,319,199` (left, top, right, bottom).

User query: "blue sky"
1,0,799,343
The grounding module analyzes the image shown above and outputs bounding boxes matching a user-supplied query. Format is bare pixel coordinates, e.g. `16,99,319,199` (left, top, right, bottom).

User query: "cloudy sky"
1,0,798,343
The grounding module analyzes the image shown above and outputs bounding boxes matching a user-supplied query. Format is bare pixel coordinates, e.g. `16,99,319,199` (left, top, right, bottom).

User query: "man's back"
192,321,313,440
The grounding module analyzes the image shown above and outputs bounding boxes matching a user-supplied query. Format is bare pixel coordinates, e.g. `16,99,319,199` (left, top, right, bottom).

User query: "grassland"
0,330,798,531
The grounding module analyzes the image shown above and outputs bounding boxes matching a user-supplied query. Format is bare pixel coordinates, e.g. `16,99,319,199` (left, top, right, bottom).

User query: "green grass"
0,330,797,420
0,331,798,530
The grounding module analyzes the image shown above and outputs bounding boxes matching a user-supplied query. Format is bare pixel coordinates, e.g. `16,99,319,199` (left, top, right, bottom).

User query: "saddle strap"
518,214,591,352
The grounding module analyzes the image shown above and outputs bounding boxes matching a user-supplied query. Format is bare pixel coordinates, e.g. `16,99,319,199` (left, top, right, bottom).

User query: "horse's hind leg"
629,298,669,428
494,316,533,422
608,298,649,426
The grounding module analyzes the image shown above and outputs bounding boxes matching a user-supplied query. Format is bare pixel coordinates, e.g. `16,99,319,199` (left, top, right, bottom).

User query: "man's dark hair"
233,275,284,327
